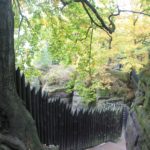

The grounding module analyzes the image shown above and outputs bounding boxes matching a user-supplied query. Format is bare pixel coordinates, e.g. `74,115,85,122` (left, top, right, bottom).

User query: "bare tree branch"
60,0,116,34
108,6,120,27
81,2,103,29
15,0,31,36
82,0,115,34
81,2,113,49
119,9,150,17
60,0,150,35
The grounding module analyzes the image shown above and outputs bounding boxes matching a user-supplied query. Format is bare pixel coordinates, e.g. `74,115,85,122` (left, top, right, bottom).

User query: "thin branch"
75,23,92,42
119,9,150,17
82,0,114,34
18,17,24,36
101,28,113,49
133,16,139,26
89,28,93,51
15,0,31,36
88,27,94,83
81,1,113,49
59,0,150,34
16,0,31,26
106,32,112,49
108,6,120,28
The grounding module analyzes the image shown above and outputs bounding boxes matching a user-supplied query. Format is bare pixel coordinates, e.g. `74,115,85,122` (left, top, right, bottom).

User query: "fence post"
31,87,36,120
42,93,47,144
38,88,43,143
45,94,49,145
26,83,32,113
16,68,22,98
21,73,26,105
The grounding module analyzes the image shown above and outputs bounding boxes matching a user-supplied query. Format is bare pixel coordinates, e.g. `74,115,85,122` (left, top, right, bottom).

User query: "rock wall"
125,109,150,150
38,65,75,103
125,67,150,150
125,111,142,150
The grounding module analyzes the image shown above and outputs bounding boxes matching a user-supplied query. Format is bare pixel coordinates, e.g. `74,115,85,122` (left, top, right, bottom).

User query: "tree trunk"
0,1,43,150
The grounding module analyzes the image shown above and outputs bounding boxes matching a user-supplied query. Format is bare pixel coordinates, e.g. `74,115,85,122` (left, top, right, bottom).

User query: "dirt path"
86,135,126,150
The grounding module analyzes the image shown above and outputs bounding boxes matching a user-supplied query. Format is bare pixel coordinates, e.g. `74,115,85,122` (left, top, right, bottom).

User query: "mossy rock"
135,107,150,150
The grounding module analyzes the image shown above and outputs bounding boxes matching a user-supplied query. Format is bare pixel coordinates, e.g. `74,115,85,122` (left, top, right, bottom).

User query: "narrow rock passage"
86,132,126,150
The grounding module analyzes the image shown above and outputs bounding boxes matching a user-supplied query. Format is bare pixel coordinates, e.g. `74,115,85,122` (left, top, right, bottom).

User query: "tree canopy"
13,0,150,102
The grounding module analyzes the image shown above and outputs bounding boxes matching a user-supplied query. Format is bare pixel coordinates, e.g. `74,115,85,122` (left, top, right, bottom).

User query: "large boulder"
40,65,75,102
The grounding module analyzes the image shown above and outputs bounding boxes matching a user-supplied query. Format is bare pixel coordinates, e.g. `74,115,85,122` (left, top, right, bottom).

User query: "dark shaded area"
0,109,9,133
130,69,139,89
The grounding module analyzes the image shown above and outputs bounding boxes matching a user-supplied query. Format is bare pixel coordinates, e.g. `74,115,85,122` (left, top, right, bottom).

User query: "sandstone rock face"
39,65,75,103
125,111,142,150
125,109,150,150
124,66,150,150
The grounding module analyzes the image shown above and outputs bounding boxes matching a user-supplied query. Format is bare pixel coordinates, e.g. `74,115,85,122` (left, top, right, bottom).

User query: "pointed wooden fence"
15,68,124,150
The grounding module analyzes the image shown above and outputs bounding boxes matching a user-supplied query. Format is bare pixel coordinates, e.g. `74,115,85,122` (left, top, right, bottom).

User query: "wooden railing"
15,67,124,150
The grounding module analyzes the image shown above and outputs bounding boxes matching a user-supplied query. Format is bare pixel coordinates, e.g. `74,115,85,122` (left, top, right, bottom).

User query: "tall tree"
0,1,43,150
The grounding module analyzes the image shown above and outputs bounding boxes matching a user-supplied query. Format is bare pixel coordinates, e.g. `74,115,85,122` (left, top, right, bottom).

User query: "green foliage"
13,0,150,103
